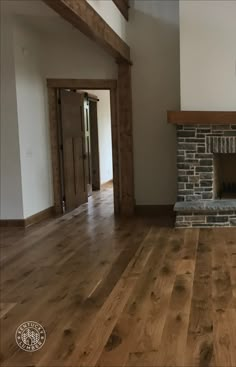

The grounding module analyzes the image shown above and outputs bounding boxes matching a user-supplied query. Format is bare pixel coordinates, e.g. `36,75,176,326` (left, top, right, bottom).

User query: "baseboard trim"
135,205,174,217
0,206,55,228
0,219,25,228
24,206,55,227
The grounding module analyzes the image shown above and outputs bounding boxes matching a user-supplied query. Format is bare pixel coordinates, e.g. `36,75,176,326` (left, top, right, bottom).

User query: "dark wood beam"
113,0,129,21
118,62,134,215
168,111,236,125
42,0,131,63
47,78,117,90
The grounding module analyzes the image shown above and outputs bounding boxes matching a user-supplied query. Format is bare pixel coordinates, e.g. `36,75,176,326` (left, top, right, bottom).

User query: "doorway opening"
58,88,113,213
47,79,120,216
83,90,113,194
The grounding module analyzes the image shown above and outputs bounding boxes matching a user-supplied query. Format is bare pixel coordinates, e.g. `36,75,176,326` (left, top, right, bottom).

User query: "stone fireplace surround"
168,111,236,228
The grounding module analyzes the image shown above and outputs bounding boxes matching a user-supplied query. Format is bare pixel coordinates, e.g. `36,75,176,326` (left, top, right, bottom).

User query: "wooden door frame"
47,78,125,215
88,96,101,191
43,1,134,216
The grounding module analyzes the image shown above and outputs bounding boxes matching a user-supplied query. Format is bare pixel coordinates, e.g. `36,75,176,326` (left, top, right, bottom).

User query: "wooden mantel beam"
42,0,131,63
168,111,236,125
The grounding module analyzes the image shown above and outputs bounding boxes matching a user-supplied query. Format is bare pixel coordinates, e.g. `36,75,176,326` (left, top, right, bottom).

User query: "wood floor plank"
1,186,236,367
64,228,155,367
0,303,17,319
184,229,214,367
3,227,148,366
129,229,187,354
34,223,149,367
153,231,198,367
96,228,168,367
212,229,236,367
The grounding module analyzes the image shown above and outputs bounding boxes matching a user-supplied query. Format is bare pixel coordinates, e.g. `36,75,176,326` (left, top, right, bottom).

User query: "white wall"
1,6,117,219
13,20,53,219
1,0,181,218
16,22,116,218
87,0,128,43
128,0,180,205
91,90,113,184
0,6,24,219
43,34,116,80
180,0,236,111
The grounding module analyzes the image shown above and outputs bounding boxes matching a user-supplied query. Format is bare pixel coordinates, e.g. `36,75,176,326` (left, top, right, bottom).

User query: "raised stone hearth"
175,200,236,227
174,123,236,227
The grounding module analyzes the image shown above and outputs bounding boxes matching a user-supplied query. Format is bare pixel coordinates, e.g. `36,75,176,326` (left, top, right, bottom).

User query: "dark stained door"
90,100,100,190
83,96,93,196
60,90,87,212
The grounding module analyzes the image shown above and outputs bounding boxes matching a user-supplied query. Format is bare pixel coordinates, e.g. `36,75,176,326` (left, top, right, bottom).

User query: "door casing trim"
47,79,121,214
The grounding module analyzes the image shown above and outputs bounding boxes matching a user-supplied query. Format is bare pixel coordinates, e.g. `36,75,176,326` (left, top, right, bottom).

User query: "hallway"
1,186,236,367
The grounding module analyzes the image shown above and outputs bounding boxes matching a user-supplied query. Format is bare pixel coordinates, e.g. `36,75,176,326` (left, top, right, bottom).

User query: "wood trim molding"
47,79,121,216
47,79,117,90
47,77,134,216
0,207,54,228
0,220,25,228
168,111,236,125
110,85,120,214
135,205,175,217
48,87,62,214
24,207,55,227
113,0,129,21
42,0,131,63
118,62,134,215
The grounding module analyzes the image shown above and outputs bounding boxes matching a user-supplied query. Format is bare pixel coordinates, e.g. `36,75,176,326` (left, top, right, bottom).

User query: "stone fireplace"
168,112,236,227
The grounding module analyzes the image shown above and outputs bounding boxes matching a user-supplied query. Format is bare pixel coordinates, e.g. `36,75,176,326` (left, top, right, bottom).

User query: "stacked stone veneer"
175,124,236,227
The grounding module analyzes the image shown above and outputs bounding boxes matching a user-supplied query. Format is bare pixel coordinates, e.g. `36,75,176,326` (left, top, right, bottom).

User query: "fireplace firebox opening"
214,153,236,199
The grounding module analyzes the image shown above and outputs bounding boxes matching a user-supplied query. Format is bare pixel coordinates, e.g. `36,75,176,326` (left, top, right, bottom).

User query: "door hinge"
58,98,61,105
60,144,63,151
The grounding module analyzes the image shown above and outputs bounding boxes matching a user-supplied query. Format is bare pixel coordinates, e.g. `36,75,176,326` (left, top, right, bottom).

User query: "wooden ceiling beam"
42,0,131,63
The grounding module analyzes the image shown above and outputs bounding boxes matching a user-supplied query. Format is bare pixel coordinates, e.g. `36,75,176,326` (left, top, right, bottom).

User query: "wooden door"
83,96,93,196
90,100,100,190
60,90,87,212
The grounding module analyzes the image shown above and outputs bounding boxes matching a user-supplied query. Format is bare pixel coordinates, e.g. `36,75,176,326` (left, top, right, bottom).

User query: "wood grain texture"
47,78,134,216
109,86,120,215
47,80,121,216
60,90,88,210
118,62,135,215
24,207,55,227
47,79,117,90
168,111,236,125
90,100,101,191
48,87,62,214
42,0,131,62
135,205,174,217
0,220,25,228
0,207,54,228
1,186,236,367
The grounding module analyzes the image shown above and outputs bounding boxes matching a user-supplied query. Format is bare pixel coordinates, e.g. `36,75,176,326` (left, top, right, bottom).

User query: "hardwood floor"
1,185,236,367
